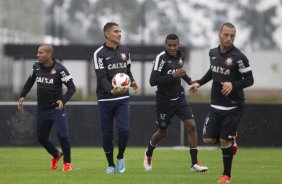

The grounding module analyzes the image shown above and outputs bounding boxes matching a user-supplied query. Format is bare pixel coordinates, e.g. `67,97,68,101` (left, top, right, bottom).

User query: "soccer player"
92,22,139,174
18,44,76,172
143,34,208,173
189,22,254,183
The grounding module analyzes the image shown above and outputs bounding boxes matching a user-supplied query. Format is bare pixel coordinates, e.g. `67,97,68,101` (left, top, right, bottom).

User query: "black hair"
165,34,179,44
103,22,119,32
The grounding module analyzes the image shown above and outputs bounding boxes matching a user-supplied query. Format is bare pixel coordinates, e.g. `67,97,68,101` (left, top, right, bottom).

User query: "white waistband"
98,96,129,102
211,104,237,110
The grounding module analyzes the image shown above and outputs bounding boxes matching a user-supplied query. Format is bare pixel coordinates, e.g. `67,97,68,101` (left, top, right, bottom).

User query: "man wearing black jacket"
93,22,139,174
143,34,208,173
18,44,76,172
189,23,254,183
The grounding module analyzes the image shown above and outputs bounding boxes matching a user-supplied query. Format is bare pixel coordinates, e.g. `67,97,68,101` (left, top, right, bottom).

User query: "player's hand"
111,87,128,95
188,83,200,94
221,82,233,96
18,97,24,111
172,68,186,78
56,100,64,110
131,81,139,94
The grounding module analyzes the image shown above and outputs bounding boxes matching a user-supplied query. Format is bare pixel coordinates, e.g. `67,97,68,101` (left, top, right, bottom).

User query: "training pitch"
0,147,281,184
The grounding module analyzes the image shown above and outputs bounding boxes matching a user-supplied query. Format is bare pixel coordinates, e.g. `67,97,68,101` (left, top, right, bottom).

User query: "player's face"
219,26,236,50
165,39,179,57
105,25,121,44
37,47,51,64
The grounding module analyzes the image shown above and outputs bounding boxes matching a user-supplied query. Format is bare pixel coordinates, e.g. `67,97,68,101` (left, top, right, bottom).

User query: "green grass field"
0,147,281,184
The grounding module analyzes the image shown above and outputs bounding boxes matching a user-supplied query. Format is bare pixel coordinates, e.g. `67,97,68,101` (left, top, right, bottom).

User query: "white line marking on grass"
158,146,218,150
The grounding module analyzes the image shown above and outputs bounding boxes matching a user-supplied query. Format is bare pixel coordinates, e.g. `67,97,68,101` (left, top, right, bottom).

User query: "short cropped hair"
39,44,54,56
103,22,119,32
220,22,236,33
165,34,179,44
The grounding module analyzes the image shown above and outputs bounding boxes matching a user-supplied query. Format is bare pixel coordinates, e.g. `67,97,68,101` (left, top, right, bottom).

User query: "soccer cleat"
50,152,63,170
231,132,238,155
105,166,115,174
143,152,153,172
117,158,126,174
217,175,232,183
191,162,208,172
62,162,72,172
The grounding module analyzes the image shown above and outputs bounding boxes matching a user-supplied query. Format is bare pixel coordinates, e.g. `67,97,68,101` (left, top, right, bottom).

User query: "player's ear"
104,31,109,39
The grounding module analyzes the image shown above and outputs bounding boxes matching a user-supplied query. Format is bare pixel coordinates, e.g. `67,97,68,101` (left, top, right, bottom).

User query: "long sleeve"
96,67,113,94
126,53,136,84
149,56,176,86
93,51,113,94
149,70,175,86
60,67,76,104
232,56,254,90
198,69,213,86
62,80,76,104
182,73,192,85
20,70,36,98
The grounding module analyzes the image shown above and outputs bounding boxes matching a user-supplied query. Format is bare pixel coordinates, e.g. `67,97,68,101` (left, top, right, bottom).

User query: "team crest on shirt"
120,53,127,60
50,68,57,74
225,57,233,66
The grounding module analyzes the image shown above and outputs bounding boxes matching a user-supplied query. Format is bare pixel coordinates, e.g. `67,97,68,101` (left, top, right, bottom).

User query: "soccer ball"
112,73,131,89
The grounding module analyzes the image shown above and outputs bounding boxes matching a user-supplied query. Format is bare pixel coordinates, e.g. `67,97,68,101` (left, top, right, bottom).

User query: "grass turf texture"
0,147,281,184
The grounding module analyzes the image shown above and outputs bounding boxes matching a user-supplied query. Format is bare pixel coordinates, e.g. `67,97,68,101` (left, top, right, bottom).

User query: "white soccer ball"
112,73,131,89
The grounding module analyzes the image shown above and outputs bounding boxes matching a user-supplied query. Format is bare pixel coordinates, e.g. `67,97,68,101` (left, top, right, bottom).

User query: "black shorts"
155,96,194,129
203,106,243,141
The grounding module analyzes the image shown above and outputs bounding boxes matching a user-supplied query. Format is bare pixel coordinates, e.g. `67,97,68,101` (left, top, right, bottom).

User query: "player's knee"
57,135,69,140
118,130,129,139
184,119,196,131
203,138,215,145
57,132,68,139
187,123,196,132
157,120,169,130
101,128,113,140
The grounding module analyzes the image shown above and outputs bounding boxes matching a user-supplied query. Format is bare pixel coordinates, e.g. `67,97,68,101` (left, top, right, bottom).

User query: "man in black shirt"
93,22,139,174
189,23,254,183
143,34,208,173
18,44,76,172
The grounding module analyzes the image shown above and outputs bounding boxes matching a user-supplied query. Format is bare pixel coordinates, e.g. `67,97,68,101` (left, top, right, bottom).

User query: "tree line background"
45,0,282,51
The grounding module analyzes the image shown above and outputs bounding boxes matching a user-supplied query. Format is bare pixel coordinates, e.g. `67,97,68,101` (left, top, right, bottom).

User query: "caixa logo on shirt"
36,77,54,84
167,69,178,74
107,62,127,70
210,65,230,75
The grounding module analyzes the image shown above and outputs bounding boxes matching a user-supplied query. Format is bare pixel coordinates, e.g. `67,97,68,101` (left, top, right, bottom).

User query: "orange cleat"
62,162,72,172
50,152,63,170
217,175,231,183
